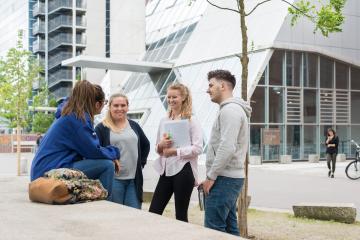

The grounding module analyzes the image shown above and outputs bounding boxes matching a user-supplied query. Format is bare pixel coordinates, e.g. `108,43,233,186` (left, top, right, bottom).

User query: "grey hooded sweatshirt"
206,97,252,180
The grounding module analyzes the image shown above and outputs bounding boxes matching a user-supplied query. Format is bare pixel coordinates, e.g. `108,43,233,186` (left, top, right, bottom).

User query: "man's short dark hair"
207,70,236,89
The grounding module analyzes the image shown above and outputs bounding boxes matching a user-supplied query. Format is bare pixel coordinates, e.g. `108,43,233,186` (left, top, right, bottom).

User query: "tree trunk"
237,0,249,238
16,125,21,176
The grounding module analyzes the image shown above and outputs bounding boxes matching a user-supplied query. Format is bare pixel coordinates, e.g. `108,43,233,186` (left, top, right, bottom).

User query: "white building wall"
274,0,360,66
82,0,106,85
0,0,29,57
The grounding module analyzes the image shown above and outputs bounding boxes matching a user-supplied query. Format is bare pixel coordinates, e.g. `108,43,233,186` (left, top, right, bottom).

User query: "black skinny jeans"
326,153,337,173
149,162,195,222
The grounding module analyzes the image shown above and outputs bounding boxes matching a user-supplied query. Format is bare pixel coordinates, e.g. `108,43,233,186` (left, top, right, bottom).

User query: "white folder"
162,119,191,148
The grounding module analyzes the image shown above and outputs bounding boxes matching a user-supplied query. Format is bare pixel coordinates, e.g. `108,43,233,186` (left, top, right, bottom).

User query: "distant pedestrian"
325,128,339,178
35,133,43,152
202,70,251,236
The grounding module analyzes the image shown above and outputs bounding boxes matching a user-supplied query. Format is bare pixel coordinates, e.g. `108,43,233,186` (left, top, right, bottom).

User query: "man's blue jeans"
204,176,244,236
111,179,141,209
72,159,114,199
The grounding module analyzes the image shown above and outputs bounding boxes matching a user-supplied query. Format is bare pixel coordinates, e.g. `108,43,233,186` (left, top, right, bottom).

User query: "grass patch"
143,203,360,240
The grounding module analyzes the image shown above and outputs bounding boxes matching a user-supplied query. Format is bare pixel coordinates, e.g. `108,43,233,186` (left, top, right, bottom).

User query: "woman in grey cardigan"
95,93,150,209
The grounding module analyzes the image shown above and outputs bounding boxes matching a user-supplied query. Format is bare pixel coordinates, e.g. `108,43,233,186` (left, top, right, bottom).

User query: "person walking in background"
95,93,150,209
149,83,203,222
30,80,120,198
35,133,43,152
202,70,251,236
325,128,339,178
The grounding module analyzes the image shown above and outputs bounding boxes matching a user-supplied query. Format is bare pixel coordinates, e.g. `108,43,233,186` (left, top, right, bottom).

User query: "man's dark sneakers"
331,173,334,178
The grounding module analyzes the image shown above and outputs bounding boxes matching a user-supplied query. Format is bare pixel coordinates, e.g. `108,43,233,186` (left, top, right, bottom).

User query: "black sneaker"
328,170,331,177
331,173,334,178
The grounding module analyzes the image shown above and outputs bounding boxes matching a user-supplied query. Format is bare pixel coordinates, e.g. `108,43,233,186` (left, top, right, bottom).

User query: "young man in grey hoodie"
202,70,251,236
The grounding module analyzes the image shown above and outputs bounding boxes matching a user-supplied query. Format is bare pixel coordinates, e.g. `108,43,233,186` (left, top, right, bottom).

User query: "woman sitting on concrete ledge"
30,80,120,198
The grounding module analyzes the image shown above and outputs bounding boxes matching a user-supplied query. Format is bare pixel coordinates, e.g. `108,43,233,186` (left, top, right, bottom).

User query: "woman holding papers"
149,83,203,222
96,93,150,209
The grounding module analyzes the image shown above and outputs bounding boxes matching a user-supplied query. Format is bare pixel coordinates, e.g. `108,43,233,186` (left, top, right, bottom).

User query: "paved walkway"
1,153,359,219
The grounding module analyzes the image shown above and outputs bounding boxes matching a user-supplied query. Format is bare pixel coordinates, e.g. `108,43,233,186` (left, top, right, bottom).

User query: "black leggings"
149,162,195,222
327,153,337,173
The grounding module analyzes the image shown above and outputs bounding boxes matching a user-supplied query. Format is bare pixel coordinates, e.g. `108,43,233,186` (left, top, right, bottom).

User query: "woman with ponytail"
149,83,203,222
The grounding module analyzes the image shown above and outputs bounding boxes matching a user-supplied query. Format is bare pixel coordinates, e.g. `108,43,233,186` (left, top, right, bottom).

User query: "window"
250,86,265,123
269,50,284,86
320,56,333,89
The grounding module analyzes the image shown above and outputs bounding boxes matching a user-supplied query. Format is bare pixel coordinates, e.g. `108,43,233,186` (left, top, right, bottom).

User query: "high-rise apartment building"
32,0,86,99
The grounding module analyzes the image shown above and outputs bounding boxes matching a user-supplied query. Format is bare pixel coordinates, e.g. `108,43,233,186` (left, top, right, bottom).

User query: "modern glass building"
109,0,360,162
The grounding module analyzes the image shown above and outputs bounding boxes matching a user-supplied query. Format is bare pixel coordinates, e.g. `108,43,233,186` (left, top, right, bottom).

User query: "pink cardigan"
153,116,203,185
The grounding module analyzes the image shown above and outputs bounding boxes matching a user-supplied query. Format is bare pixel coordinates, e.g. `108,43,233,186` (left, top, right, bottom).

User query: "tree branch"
206,0,240,14
245,0,314,20
245,0,272,16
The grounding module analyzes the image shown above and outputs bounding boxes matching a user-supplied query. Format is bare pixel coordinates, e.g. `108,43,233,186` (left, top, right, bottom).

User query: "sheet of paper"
163,119,191,148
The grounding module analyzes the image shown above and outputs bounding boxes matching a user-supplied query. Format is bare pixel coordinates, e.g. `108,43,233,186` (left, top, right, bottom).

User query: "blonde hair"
102,93,129,132
167,83,192,120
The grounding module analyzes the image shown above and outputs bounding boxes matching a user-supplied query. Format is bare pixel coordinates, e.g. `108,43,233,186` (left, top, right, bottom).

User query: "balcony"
48,69,73,88
48,33,72,51
48,15,86,33
49,0,86,15
33,39,45,53
48,32,86,52
51,85,73,99
48,52,73,70
49,0,71,14
32,20,45,35
76,0,86,11
49,15,72,33
33,2,45,17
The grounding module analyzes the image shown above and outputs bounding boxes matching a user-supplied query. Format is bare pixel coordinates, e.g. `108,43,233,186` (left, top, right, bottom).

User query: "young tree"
194,0,346,237
0,30,42,176
31,77,56,133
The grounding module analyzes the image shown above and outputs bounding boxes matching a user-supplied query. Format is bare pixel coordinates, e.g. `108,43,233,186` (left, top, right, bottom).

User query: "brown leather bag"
28,177,72,204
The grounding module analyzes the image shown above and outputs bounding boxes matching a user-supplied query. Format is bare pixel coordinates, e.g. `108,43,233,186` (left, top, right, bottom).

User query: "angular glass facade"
250,50,359,161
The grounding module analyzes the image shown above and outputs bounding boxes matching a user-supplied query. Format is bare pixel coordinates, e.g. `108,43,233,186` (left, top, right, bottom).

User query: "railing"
51,85,72,99
33,2,45,16
48,52,73,69
76,34,86,45
49,0,72,13
48,69,73,86
48,33,72,50
32,20,45,34
76,16,86,27
49,15,72,32
76,0,86,9
33,39,45,52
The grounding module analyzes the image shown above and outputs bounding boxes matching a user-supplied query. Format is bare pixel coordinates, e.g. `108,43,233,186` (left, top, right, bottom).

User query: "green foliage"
0,30,42,129
32,112,54,133
288,0,346,37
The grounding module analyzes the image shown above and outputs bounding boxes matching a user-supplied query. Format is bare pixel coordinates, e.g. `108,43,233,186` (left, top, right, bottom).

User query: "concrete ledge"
249,156,262,165
308,154,320,163
0,177,244,240
279,155,292,164
336,154,346,162
293,203,357,224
